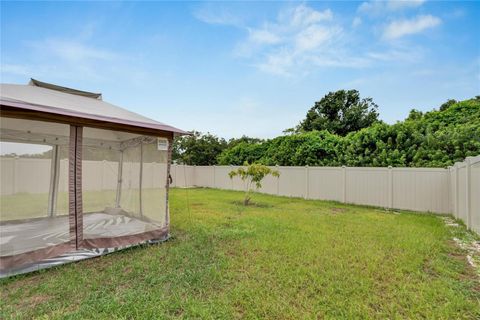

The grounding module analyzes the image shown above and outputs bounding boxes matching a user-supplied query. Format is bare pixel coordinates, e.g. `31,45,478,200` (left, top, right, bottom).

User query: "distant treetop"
298,89,379,136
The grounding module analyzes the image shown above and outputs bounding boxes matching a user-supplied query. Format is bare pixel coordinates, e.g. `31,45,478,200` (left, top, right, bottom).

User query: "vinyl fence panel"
457,165,468,223
258,167,279,195
195,166,215,188
278,167,306,198
470,160,480,233
307,167,343,202
345,167,389,208
392,168,451,214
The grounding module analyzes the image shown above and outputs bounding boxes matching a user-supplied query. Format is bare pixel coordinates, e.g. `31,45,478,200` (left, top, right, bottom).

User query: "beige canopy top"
0,79,188,137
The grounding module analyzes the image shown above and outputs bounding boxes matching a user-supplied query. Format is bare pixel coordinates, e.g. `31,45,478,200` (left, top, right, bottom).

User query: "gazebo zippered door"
69,125,83,250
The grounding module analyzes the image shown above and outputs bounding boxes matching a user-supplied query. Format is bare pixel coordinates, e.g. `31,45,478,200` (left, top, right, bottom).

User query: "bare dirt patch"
330,207,347,214
442,216,480,279
231,201,273,208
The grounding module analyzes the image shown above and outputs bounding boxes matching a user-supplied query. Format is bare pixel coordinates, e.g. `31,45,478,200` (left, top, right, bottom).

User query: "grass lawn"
1,188,479,319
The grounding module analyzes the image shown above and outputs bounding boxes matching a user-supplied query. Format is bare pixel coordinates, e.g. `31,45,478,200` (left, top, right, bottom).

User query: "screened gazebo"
0,79,187,277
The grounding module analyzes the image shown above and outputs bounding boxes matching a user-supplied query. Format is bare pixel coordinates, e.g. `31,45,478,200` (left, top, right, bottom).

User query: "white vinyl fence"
0,159,167,195
171,165,451,213
170,156,480,234
450,156,480,234
1,156,479,233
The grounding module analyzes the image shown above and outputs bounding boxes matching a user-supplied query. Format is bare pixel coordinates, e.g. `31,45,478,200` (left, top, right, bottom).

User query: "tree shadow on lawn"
230,200,274,209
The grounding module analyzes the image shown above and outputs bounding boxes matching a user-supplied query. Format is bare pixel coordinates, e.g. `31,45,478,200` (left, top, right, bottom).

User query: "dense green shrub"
172,98,479,168
217,98,480,167
217,141,267,165
259,131,342,166
173,131,227,165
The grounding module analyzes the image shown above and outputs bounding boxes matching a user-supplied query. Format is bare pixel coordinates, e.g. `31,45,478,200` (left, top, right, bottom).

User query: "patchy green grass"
1,188,479,319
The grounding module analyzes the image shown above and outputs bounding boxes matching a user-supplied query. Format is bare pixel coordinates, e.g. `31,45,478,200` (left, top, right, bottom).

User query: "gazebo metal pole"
139,143,143,217
115,150,124,208
47,145,60,217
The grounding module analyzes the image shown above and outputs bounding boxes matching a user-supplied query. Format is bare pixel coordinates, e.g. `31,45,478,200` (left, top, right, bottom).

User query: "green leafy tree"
439,99,457,111
217,141,266,165
406,109,423,121
298,89,379,136
260,131,341,166
173,131,227,165
227,136,264,148
229,163,280,205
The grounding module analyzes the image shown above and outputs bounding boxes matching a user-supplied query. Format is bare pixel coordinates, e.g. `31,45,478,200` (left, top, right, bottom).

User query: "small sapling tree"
229,162,280,206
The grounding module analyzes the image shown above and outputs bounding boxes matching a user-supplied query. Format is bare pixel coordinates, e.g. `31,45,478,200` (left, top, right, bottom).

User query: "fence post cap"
342,165,346,168
388,166,393,169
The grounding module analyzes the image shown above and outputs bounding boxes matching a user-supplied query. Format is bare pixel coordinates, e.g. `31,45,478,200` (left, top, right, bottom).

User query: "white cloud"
257,50,294,76
359,0,426,15
383,15,441,40
195,3,431,77
285,5,333,27
367,46,424,62
2,23,120,82
295,25,340,52
1,64,31,77
193,5,243,27
352,17,362,28
387,0,426,10
29,38,117,62
248,28,282,45
1,36,153,88
226,4,355,76
310,55,371,68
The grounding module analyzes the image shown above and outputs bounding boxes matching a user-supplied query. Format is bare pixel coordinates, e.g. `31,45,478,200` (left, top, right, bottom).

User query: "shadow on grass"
231,201,274,208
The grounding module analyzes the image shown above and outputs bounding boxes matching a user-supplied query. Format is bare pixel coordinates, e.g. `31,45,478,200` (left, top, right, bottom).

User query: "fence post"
304,165,309,199
342,166,347,203
230,165,233,190
180,164,183,188
455,163,459,219
193,165,196,187
13,156,19,194
213,165,216,188
466,157,472,230
446,166,450,213
170,163,178,187
388,166,393,209
448,166,454,216
101,159,106,190
276,165,280,196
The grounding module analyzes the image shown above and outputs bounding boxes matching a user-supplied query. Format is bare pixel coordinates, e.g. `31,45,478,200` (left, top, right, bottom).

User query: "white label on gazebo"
157,138,169,151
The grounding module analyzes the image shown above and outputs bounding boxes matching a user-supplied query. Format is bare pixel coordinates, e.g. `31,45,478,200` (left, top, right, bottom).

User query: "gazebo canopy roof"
0,79,187,137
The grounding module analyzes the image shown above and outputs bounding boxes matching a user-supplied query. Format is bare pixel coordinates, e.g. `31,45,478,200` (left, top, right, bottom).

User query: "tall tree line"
173,92,480,167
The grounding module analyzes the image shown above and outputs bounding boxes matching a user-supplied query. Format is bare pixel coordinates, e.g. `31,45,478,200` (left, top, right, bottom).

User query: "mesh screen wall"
81,127,169,247
0,117,71,270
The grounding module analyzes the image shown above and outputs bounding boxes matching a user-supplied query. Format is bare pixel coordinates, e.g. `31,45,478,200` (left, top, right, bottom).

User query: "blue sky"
1,1,479,139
